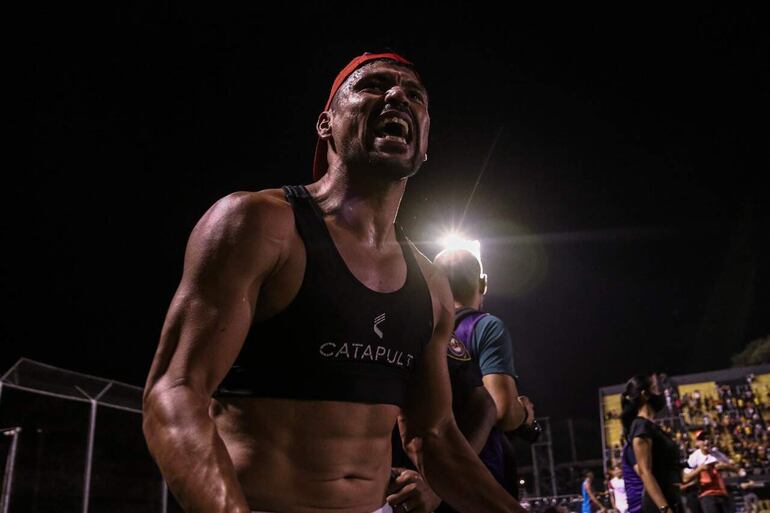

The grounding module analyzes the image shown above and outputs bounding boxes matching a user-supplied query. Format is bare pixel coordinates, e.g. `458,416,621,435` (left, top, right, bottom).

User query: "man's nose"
384,86,408,108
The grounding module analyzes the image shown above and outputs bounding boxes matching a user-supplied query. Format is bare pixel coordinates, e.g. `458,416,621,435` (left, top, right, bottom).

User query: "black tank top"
215,185,434,406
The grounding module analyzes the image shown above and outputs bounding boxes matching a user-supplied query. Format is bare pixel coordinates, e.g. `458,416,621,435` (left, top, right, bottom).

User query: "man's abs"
210,396,400,513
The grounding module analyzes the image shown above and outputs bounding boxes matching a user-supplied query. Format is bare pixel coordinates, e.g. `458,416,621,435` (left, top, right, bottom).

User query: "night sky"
5,4,768,459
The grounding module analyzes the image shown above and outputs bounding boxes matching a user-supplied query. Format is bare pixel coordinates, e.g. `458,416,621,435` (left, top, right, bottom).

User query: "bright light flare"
437,232,481,262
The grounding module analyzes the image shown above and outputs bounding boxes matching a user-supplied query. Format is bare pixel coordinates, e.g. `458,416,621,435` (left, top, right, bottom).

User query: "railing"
0,358,169,513
1,427,21,513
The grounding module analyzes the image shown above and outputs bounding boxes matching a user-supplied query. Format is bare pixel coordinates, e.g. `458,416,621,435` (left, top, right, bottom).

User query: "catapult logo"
316,313,415,369
318,341,414,369
373,313,386,339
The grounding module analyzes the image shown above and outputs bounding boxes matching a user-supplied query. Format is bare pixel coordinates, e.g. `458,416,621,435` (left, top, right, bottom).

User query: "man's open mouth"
373,115,411,145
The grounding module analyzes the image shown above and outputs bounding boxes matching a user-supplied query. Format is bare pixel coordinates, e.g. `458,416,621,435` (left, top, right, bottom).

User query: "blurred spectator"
583,471,607,513
687,430,741,513
609,464,629,513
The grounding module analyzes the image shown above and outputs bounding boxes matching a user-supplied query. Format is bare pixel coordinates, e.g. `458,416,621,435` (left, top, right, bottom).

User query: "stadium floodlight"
437,232,482,263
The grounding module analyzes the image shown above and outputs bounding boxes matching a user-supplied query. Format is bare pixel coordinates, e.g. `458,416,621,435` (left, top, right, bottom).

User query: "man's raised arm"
142,191,289,513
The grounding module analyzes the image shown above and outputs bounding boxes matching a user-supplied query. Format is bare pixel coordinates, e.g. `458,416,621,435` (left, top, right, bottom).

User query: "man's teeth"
377,116,410,138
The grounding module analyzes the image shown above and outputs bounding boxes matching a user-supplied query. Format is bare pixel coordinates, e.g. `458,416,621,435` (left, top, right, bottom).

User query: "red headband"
312,52,414,180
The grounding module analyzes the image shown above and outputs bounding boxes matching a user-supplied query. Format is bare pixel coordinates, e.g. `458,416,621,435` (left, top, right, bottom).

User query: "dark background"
4,4,768,461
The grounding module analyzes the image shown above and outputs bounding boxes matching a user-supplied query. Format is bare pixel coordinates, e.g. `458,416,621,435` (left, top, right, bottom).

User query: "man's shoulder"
476,313,506,328
688,450,711,466
202,189,295,239
473,314,507,339
213,188,292,220
186,189,298,268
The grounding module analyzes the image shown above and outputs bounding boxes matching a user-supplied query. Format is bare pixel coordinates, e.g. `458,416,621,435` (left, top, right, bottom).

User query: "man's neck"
307,170,408,248
454,296,482,311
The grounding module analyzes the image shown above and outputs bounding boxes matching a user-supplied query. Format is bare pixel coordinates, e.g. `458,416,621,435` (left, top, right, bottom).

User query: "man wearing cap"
142,52,523,513
686,431,739,513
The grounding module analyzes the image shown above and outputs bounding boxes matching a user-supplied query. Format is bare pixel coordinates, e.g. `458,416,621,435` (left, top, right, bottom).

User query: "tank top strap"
394,223,419,277
395,224,434,336
281,185,338,254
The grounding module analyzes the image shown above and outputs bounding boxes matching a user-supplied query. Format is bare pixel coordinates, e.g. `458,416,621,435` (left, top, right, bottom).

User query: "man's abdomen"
211,397,399,513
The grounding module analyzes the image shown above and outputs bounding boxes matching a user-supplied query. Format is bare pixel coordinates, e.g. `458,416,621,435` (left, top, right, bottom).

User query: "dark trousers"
683,489,703,513
699,495,732,513
501,435,519,500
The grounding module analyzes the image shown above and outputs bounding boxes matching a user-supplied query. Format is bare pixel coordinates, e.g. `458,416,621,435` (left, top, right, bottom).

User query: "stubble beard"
365,153,422,181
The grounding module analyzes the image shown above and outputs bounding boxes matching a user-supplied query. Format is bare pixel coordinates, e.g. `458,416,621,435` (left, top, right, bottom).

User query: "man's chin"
366,154,422,180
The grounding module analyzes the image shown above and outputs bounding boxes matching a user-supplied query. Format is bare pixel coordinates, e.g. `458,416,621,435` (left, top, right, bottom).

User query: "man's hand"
518,395,535,426
387,468,442,513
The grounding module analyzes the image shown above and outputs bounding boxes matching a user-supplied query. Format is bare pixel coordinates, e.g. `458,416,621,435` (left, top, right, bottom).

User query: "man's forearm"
416,420,522,513
455,388,498,454
498,397,526,432
682,467,700,483
143,385,250,513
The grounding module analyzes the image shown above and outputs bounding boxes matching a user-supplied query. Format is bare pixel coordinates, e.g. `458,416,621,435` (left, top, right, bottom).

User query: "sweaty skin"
142,61,522,513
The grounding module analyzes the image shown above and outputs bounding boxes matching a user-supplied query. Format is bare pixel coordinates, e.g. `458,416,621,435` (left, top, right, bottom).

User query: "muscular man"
142,52,522,513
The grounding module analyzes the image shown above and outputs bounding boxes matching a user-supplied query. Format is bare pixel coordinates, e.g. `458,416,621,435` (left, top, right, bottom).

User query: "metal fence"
0,359,176,513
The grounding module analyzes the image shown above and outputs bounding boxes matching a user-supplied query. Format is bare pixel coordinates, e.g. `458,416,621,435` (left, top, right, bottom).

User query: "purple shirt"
622,443,644,513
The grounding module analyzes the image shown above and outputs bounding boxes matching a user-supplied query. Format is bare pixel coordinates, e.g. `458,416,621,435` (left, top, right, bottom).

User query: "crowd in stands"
662,374,770,474
605,373,770,475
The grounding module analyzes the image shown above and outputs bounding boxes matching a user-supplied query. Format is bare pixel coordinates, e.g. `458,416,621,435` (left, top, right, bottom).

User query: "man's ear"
480,273,488,296
316,111,332,139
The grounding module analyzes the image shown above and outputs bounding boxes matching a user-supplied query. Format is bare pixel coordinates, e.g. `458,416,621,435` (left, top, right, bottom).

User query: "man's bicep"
145,193,285,398
158,284,255,394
